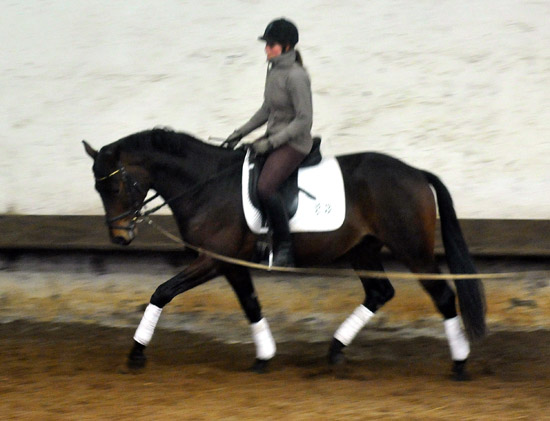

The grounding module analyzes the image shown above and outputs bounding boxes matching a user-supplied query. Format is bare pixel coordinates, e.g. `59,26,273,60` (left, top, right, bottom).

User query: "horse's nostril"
112,236,131,246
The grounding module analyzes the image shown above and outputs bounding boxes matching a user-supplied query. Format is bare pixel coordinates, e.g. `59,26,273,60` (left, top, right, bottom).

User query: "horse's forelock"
93,145,119,176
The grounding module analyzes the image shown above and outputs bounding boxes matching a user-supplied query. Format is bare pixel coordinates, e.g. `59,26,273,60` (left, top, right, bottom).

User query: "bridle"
95,165,159,231
95,157,244,232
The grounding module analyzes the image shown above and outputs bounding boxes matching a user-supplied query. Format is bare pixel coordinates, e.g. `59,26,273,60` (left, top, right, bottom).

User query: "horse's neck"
147,149,243,210
142,148,243,241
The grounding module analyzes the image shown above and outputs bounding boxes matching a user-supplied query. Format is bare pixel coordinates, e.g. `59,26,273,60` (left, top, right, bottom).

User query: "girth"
248,137,322,222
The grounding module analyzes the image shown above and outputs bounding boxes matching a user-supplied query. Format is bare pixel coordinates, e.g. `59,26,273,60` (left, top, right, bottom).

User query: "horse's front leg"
223,264,275,373
127,255,219,370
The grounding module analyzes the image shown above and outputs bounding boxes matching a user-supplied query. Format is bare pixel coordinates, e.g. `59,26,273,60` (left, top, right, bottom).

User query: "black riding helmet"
259,18,299,48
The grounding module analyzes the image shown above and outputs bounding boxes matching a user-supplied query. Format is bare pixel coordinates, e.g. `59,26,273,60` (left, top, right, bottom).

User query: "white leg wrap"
250,318,276,360
133,304,163,346
334,305,374,346
444,316,470,361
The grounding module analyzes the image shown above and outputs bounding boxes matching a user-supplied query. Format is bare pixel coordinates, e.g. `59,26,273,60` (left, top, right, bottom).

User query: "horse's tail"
422,170,486,341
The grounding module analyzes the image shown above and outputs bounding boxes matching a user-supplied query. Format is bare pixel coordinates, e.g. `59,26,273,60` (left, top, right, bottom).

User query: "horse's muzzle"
109,224,137,246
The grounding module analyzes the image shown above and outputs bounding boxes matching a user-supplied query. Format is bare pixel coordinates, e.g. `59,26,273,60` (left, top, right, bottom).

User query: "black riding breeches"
257,144,307,201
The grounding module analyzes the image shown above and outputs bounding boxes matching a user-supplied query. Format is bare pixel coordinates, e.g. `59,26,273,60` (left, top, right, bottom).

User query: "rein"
97,158,244,228
140,160,244,218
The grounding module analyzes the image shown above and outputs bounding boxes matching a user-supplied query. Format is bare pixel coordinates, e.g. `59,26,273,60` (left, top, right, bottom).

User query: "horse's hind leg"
328,238,395,365
224,265,275,373
421,277,471,380
411,260,471,381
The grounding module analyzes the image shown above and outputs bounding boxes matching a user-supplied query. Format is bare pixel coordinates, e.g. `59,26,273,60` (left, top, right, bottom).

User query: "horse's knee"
363,280,394,312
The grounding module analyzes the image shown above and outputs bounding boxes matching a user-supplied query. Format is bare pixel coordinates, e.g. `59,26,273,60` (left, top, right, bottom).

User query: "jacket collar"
269,50,296,68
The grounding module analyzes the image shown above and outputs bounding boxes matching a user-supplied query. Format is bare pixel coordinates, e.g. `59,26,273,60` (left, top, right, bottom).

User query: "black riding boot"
261,194,295,267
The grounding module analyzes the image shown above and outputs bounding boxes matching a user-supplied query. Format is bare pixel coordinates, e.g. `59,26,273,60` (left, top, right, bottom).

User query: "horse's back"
336,152,432,196
337,151,424,178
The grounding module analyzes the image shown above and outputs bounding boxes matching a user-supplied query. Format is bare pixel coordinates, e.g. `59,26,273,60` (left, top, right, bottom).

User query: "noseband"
95,165,158,231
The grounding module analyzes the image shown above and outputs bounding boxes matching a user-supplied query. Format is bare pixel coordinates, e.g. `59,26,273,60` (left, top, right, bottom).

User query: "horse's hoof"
328,338,346,366
452,371,471,381
127,356,147,371
125,341,147,371
328,351,346,366
127,353,147,371
451,360,471,381
250,358,270,374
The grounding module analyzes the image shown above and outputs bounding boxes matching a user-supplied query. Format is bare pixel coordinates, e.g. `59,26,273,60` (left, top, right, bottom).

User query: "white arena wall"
1,0,549,218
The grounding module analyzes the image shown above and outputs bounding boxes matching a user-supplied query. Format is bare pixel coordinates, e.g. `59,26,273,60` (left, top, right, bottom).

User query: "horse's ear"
82,140,98,159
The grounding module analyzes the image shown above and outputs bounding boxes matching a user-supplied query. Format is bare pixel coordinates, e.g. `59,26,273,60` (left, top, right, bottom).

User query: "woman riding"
223,18,314,267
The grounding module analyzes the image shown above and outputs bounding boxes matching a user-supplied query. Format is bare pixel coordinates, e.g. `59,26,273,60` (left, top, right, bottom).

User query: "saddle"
248,137,322,222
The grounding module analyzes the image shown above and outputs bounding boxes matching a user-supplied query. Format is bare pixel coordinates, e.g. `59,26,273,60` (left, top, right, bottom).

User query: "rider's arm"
237,101,269,137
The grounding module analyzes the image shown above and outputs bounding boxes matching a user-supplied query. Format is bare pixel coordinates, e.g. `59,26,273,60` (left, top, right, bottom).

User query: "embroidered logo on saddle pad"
242,150,346,234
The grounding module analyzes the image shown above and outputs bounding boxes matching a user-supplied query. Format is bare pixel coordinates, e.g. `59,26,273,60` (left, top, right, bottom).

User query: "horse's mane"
109,127,233,158
99,127,243,181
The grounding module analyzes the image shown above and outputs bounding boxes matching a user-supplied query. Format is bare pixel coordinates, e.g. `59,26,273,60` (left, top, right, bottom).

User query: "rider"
223,18,313,267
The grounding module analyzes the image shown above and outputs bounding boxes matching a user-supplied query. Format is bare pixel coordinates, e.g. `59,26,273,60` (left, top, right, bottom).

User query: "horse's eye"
95,180,120,196
107,179,122,195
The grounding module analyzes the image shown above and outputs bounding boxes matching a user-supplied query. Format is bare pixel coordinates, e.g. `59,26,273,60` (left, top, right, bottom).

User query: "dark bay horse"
83,128,485,380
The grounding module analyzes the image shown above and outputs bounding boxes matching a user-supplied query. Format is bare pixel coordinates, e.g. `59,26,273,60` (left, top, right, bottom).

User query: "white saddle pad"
242,150,346,234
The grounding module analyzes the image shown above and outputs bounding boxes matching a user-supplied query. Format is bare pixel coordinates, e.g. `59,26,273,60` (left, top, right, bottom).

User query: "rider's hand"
221,131,243,149
251,138,272,155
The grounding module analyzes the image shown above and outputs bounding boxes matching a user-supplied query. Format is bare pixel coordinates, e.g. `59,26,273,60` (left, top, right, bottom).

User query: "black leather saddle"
248,137,322,222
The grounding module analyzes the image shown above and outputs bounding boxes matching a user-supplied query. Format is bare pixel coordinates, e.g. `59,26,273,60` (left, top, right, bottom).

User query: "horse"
83,127,486,380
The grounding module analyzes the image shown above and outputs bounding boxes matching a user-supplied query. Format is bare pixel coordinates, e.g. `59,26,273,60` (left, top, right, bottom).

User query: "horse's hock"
0,215,549,341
